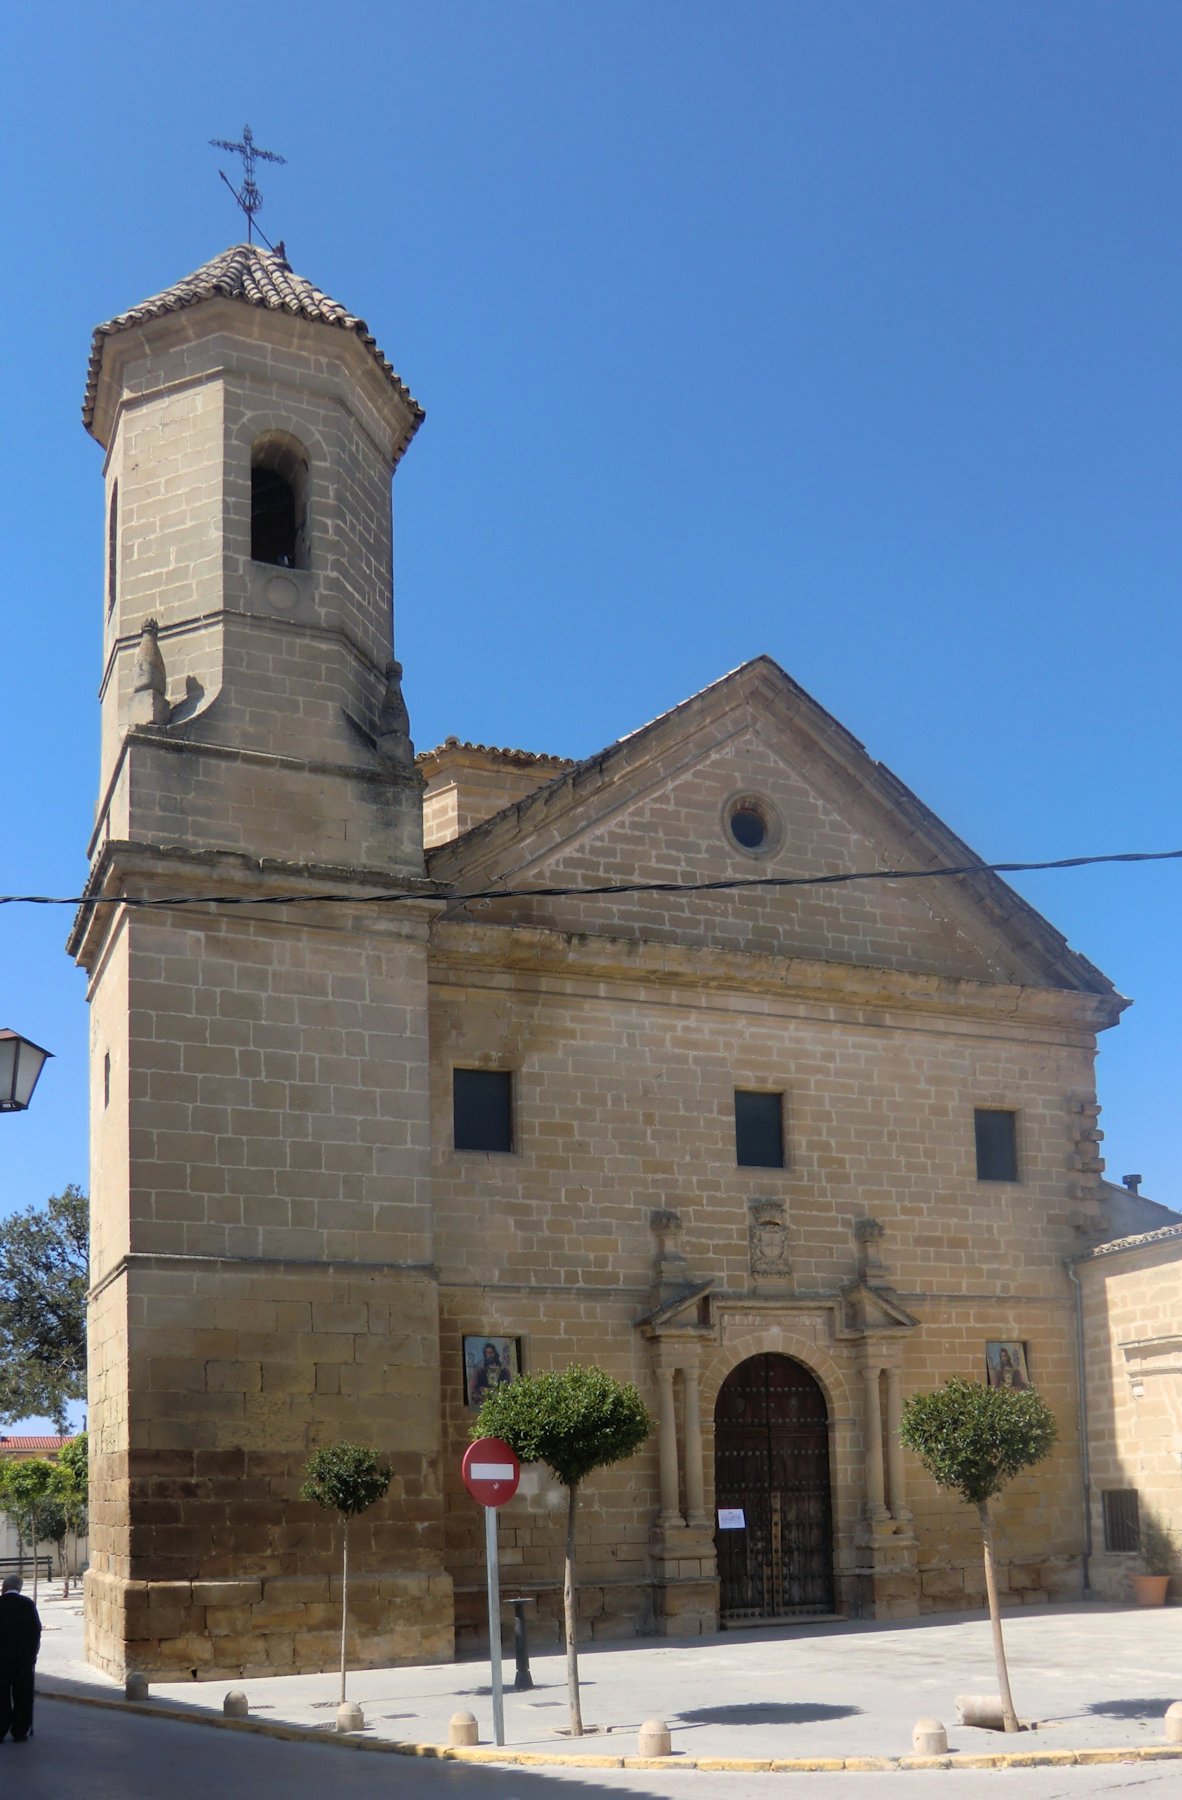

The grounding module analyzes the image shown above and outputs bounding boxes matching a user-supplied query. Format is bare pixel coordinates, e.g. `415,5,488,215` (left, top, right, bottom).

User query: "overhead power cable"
1,846,1179,913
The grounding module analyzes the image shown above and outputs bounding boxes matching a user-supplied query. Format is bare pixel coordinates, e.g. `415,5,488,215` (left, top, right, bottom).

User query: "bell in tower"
69,245,452,1680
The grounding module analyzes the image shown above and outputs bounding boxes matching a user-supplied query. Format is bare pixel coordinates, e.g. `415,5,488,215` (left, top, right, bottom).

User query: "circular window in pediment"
723,792,783,858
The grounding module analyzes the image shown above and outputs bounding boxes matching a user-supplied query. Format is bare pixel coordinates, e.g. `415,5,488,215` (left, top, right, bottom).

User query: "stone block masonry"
74,245,1130,1673
75,247,444,1678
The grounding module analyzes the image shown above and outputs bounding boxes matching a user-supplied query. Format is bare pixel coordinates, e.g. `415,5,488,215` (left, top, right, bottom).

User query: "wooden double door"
714,1353,835,1620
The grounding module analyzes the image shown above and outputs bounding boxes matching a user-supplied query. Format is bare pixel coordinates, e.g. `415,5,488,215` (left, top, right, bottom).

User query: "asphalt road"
7,1699,1180,1800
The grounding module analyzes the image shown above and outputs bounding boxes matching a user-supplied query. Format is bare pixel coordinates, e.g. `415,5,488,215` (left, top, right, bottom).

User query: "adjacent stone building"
1074,1196,1182,1601
71,243,1166,1679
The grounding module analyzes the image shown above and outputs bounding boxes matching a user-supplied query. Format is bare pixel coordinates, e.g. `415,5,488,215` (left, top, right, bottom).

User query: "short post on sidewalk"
505,1595,536,1690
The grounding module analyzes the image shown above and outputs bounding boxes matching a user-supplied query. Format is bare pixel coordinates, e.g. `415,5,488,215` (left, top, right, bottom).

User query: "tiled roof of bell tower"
82,242,422,436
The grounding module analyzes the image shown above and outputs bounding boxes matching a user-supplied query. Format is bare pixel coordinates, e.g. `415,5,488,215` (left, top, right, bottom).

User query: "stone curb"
35,1685,1182,1774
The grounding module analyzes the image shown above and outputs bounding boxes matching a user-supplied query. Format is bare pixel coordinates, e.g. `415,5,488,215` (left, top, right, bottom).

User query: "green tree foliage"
0,1185,88,1429
900,1378,1057,1732
474,1365,654,1736
54,1433,89,1591
57,1431,89,1507
300,1443,392,1707
0,1456,60,1602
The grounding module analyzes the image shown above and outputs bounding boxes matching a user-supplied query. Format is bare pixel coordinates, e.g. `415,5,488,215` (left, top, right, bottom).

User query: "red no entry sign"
462,1437,520,1508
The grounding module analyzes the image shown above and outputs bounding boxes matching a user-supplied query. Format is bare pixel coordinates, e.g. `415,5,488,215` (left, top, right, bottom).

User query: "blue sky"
2,3,1179,1422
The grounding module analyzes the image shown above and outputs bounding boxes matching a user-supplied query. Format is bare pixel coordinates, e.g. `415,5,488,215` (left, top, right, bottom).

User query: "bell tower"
70,246,452,1678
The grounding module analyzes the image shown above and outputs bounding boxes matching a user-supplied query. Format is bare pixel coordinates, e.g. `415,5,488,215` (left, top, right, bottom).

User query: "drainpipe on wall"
1065,1257,1092,1596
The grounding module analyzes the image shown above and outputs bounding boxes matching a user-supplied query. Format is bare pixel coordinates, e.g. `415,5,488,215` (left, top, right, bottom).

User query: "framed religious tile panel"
463,1335,522,1409
985,1341,1031,1389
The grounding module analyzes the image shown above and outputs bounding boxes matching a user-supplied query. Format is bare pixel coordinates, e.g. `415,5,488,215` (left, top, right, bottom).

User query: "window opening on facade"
1102,1488,1140,1553
453,1068,514,1153
735,1089,785,1168
250,432,308,568
975,1108,1018,1182
730,806,767,849
107,480,119,613
723,792,782,857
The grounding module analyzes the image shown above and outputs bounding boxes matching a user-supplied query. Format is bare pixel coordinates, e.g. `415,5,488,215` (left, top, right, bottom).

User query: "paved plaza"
28,1593,1182,1777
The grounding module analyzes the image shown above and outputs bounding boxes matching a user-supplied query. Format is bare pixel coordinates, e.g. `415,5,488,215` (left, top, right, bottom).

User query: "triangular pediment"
636,1281,715,1334
838,1281,920,1336
428,659,1117,997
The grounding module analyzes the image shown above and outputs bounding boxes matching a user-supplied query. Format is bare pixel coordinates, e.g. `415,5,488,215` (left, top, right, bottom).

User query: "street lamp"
0,1029,52,1112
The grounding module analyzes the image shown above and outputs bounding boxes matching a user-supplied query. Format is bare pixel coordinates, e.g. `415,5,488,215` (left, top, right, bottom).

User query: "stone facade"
1076,1224,1182,1601
73,243,1145,1679
71,247,450,1679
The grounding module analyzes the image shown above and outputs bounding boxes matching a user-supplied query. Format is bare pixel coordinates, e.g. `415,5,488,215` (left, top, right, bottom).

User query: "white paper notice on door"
717,1507,745,1530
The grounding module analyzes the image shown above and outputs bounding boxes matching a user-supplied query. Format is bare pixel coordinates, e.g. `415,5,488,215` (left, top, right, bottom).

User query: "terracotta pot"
1131,1573,1170,1606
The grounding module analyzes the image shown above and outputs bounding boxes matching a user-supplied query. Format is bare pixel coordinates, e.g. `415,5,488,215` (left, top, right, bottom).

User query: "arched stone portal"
714,1353,834,1620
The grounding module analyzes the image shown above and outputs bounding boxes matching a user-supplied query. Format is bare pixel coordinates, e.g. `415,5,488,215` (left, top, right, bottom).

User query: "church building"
70,244,1165,1680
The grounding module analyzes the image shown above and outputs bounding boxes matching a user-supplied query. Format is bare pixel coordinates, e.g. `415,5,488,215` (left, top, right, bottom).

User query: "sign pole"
485,1503,504,1746
462,1435,520,1750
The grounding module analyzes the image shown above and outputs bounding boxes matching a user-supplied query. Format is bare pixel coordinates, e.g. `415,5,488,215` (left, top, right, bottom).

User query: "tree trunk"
30,1508,39,1605
979,1499,1019,1732
564,1482,583,1737
339,1515,350,1705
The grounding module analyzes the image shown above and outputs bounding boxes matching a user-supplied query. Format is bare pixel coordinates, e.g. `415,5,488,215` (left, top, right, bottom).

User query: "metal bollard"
504,1595,536,1691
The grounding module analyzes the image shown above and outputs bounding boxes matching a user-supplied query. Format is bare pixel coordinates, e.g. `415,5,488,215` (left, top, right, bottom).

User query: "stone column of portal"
864,1361,889,1522
682,1351,708,1529
885,1366,912,1524
656,1356,685,1530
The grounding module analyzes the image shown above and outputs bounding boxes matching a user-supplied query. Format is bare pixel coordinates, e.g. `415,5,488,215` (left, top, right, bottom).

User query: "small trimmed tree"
55,1433,89,1593
300,1443,392,1706
0,1456,60,1602
474,1364,654,1736
899,1377,1057,1732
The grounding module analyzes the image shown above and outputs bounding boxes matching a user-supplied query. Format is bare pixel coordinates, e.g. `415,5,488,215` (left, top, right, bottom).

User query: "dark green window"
1102,1489,1139,1554
735,1090,784,1169
453,1069,513,1153
975,1109,1018,1182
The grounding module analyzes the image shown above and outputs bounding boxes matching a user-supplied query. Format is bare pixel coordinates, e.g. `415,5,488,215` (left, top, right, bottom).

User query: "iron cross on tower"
209,124,286,245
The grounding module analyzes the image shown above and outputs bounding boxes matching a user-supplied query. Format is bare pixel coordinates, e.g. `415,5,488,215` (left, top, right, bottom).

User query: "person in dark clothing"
0,1574,41,1742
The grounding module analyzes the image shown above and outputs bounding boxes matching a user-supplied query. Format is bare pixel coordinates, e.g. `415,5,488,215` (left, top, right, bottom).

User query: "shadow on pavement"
562,1599,1124,1664
1085,1696,1178,1719
30,1699,692,1800
677,1700,861,1727
456,1680,569,1697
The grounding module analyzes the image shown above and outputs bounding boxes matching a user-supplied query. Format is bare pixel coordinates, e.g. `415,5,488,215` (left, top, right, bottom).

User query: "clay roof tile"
83,243,423,446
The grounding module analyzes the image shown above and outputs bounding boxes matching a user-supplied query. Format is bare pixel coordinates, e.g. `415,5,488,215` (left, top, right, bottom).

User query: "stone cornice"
97,603,391,707
428,918,1126,1037
86,724,424,862
89,1249,438,1303
68,840,445,969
